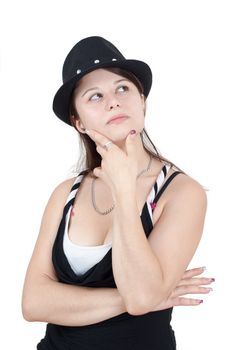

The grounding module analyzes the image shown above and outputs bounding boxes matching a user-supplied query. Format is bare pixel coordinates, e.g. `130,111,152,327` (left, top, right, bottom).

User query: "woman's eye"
118,85,129,92
89,93,102,101
89,85,129,101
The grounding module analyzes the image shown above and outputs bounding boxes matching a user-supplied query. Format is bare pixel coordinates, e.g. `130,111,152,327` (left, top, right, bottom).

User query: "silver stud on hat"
76,69,81,74
94,59,100,63
112,58,117,61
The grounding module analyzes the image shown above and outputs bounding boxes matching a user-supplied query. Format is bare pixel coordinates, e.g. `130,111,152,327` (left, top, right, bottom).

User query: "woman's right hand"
152,266,214,311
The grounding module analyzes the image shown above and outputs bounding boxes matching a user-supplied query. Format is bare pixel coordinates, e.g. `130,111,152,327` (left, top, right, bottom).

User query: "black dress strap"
141,170,185,236
153,170,185,204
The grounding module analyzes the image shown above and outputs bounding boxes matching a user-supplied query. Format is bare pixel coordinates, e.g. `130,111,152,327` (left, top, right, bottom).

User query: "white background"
0,0,232,348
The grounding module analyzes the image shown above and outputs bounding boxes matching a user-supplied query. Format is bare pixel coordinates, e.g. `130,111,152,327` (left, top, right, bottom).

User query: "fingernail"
199,300,203,304
202,266,206,271
207,288,213,292
211,278,215,282
86,129,90,134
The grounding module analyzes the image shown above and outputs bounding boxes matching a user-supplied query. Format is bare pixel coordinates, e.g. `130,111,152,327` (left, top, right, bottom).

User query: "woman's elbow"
126,299,159,316
127,300,156,316
22,296,36,322
21,290,44,322
126,292,164,316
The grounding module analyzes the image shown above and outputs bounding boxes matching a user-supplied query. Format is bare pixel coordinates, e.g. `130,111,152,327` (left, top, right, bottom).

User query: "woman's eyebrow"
81,78,130,97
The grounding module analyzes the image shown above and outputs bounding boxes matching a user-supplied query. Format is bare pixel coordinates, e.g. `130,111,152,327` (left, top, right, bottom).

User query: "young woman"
22,36,214,349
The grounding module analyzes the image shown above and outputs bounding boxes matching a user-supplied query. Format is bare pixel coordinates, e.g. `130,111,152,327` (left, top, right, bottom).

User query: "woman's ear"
140,93,146,114
72,116,86,133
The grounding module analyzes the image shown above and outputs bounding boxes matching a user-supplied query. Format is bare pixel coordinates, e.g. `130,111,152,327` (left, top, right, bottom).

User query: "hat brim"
52,59,152,126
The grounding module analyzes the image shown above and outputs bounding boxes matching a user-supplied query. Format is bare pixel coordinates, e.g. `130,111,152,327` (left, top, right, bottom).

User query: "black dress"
37,164,184,349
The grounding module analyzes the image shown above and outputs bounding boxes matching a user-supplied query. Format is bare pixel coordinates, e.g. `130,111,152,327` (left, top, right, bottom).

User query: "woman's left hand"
150,266,214,311
86,129,138,195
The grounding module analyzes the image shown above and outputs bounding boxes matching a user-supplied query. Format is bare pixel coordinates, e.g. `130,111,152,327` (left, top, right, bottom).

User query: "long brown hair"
68,67,186,179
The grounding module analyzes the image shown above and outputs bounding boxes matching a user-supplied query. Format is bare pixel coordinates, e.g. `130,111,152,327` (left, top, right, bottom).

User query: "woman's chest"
67,175,167,247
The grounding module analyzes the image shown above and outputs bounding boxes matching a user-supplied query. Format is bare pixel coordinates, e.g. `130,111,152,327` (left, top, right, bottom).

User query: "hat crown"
62,36,125,83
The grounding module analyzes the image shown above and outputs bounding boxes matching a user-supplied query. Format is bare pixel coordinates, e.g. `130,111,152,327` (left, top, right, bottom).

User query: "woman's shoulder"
53,176,77,195
164,165,207,207
170,166,206,191
47,174,81,206
51,170,91,199
150,162,207,225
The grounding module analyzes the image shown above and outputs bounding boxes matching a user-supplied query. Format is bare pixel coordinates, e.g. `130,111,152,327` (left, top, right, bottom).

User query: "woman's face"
73,68,145,142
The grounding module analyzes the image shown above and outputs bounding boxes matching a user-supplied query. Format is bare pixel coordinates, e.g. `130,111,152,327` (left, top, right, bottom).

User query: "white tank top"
63,204,112,276
63,163,171,276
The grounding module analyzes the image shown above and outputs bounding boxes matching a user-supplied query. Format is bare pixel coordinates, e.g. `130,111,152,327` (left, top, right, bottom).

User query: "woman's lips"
108,116,128,124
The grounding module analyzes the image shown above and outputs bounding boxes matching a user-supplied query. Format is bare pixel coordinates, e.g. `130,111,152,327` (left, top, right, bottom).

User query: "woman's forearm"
111,189,164,314
22,276,127,326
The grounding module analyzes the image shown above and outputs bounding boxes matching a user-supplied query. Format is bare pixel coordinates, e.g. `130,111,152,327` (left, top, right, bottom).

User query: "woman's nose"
106,94,121,110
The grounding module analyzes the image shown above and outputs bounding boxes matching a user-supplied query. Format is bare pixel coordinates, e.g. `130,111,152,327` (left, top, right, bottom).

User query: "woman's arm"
22,273,126,326
22,266,213,326
22,177,127,327
111,175,207,315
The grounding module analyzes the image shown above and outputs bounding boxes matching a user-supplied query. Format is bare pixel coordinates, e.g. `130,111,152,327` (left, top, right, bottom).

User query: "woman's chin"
106,127,137,141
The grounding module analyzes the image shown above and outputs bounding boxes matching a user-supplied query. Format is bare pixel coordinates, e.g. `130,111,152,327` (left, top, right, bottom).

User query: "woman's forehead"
80,68,126,86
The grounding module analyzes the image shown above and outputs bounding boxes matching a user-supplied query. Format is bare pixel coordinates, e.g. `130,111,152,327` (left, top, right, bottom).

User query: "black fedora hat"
52,36,152,126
